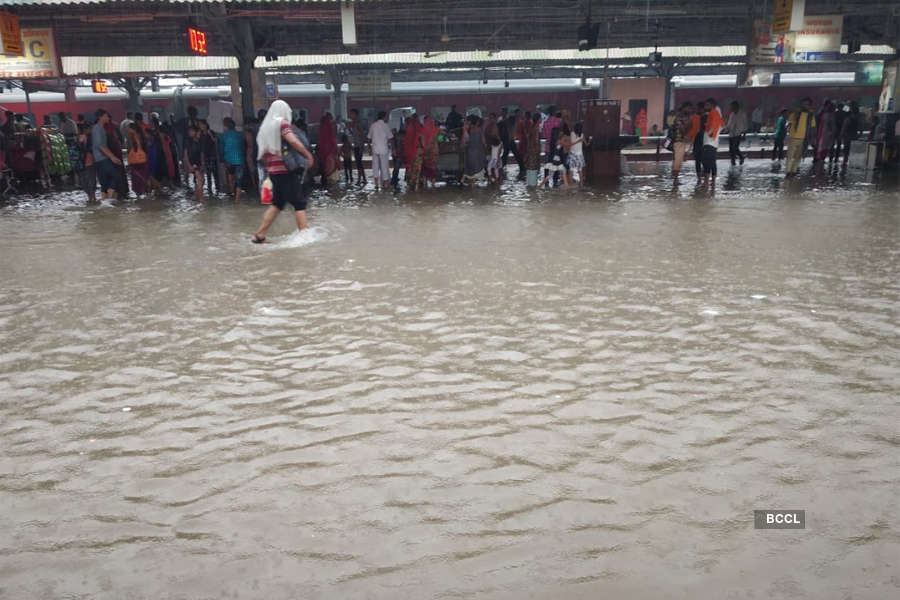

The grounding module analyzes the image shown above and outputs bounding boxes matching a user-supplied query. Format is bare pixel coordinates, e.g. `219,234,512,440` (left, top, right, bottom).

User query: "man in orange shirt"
684,105,704,177
702,98,724,182
671,102,695,180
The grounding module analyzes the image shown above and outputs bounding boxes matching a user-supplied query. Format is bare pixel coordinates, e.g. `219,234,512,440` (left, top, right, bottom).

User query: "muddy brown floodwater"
1,162,898,599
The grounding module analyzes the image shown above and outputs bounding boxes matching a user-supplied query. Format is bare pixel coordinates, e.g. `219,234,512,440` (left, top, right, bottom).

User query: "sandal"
251,234,266,244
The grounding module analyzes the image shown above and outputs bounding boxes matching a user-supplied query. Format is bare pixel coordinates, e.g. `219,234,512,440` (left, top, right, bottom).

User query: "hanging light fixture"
578,1,600,51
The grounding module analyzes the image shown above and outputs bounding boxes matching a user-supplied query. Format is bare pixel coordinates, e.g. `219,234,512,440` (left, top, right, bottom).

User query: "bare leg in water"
253,207,307,242
294,210,307,231
253,205,280,241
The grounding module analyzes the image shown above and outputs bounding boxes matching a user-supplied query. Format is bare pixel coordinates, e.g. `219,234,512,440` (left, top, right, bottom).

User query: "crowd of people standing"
666,96,866,183
6,94,883,235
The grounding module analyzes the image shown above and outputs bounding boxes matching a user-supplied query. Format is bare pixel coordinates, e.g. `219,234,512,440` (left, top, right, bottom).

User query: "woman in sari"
104,118,129,197
524,113,542,187
403,115,420,183
127,123,151,198
462,115,487,186
159,123,177,184
814,101,836,162
634,107,648,138
145,118,168,193
419,115,439,188
316,113,339,186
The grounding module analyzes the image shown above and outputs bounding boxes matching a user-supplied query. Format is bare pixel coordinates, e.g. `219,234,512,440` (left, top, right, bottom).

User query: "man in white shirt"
725,101,749,165
367,111,393,191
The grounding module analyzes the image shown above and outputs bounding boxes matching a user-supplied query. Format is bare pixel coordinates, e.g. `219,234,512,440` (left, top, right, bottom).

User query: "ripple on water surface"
0,162,898,598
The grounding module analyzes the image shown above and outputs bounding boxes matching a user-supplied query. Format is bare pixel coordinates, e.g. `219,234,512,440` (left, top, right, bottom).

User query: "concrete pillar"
232,19,257,124
120,77,143,113
327,68,346,121
664,75,674,117
661,61,675,122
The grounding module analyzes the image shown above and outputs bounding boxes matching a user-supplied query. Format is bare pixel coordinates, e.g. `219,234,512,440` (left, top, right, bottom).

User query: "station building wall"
608,78,666,132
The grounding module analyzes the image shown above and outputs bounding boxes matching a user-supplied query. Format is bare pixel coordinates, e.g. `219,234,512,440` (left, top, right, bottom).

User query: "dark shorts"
81,165,97,194
96,159,118,192
226,163,244,181
270,172,307,211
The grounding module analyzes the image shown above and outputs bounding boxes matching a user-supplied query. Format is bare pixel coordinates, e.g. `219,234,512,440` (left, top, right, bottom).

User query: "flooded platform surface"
1,161,898,599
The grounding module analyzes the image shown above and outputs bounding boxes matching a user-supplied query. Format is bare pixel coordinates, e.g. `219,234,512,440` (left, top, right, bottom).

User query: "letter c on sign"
29,40,45,58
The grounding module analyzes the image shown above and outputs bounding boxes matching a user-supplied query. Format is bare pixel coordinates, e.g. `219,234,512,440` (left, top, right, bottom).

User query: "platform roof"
4,0,899,58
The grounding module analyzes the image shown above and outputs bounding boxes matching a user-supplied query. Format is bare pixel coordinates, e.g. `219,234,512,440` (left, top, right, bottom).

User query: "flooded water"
1,162,898,599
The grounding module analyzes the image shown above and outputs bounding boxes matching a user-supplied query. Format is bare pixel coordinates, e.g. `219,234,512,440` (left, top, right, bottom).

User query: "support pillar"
24,87,32,125
115,77,149,114
232,19,257,124
327,68,346,121
660,60,675,122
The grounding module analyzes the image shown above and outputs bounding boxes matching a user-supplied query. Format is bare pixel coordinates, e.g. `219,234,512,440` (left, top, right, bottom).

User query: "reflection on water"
1,162,898,598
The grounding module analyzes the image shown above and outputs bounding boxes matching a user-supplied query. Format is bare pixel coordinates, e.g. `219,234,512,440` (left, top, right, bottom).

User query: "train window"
430,105,450,124
466,105,486,118
501,104,520,114
355,107,378,129
292,108,309,124
389,106,416,131
535,103,554,115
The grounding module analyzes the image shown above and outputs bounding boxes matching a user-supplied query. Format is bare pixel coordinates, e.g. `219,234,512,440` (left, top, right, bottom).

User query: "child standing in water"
340,134,353,183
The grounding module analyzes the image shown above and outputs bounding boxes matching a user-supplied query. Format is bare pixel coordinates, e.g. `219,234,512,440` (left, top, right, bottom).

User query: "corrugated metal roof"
63,55,237,74
61,47,749,75
0,0,359,4
260,46,747,68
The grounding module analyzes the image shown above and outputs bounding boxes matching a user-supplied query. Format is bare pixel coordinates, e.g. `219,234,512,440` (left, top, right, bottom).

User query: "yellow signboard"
772,0,793,33
0,12,23,56
773,0,806,34
0,28,60,78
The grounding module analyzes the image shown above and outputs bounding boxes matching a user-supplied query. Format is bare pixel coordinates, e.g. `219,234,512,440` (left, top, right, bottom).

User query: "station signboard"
751,15,841,64
749,20,791,64
791,15,843,62
0,28,61,78
348,70,391,95
0,11,23,56
772,0,805,34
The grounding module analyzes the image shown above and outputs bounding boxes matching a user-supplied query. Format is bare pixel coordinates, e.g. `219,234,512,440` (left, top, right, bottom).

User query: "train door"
430,105,450,124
